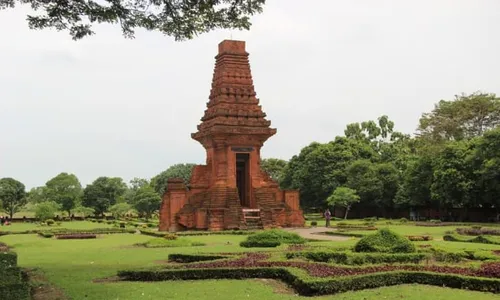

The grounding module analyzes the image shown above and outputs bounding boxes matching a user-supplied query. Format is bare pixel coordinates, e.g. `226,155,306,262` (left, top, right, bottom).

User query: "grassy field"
1,221,500,300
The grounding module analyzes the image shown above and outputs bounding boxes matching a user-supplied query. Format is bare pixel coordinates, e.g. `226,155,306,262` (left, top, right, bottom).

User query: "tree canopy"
0,177,26,218
0,0,266,40
151,163,195,195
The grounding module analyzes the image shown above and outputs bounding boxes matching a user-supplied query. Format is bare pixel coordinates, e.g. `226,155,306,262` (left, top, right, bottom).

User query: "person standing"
324,209,331,227
0,216,4,226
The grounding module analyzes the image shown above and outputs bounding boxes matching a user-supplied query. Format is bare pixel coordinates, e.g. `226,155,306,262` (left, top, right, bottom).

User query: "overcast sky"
1,0,499,189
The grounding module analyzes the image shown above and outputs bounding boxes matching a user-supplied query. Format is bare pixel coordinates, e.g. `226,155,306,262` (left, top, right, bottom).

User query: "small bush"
310,221,317,227
55,234,97,239
364,217,376,222
168,254,228,263
399,218,408,223
38,232,54,238
46,219,55,226
354,229,416,253
142,238,205,248
443,234,500,245
407,235,433,241
240,229,305,248
240,240,281,248
164,233,178,240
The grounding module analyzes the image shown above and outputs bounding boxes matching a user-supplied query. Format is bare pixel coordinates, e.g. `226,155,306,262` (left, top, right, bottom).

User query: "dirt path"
284,227,350,241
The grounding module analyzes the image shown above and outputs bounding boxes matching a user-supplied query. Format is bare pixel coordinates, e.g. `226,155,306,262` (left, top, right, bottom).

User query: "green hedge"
443,234,500,245
0,252,17,269
168,254,229,263
117,267,500,296
139,230,255,237
286,251,429,265
38,232,54,238
324,231,366,238
354,229,416,253
240,230,305,248
240,240,281,248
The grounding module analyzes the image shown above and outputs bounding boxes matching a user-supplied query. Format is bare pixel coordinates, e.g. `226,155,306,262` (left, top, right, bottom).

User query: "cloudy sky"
1,0,499,189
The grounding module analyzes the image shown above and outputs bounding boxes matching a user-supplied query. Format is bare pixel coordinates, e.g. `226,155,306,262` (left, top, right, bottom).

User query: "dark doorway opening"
236,153,250,207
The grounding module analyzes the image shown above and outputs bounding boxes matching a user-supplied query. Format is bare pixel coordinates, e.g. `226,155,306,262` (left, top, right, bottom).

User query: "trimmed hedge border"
55,233,97,239
139,229,255,237
169,254,229,263
443,234,500,245
1,228,135,236
117,267,500,296
323,231,365,238
0,248,30,300
286,251,430,265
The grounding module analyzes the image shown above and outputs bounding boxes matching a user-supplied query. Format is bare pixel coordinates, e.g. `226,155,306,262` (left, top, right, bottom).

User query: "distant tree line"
1,92,499,221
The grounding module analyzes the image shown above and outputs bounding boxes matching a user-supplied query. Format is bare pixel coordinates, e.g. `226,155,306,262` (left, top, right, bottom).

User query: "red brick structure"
159,40,305,231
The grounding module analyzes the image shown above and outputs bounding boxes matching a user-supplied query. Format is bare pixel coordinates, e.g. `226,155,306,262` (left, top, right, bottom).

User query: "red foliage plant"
182,253,500,279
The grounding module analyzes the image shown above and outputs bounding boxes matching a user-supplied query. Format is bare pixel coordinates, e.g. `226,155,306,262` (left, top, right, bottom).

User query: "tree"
109,203,133,218
35,201,60,221
151,163,195,196
45,173,82,215
346,160,383,206
260,158,288,184
0,178,26,218
418,92,500,141
326,187,360,219
472,128,500,214
25,186,49,204
82,177,127,216
123,178,149,204
132,186,161,220
73,205,95,217
430,140,475,210
1,0,266,40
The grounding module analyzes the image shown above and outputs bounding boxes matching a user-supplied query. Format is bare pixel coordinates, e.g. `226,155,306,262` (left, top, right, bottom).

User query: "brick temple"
159,40,305,231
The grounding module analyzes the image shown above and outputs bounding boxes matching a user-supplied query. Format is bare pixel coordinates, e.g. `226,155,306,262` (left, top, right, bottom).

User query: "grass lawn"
0,221,114,232
1,220,500,299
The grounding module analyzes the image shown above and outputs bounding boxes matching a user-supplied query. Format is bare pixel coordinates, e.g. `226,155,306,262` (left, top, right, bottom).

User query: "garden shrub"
38,232,54,238
240,229,305,248
46,219,55,226
406,235,433,241
443,234,500,245
286,251,429,265
168,254,228,263
55,234,97,239
399,218,408,223
141,238,206,248
457,227,500,236
164,233,178,240
117,267,500,296
354,229,416,253
310,221,317,227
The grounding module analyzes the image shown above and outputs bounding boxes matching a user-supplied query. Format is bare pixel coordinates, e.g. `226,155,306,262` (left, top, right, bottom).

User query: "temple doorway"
236,153,250,207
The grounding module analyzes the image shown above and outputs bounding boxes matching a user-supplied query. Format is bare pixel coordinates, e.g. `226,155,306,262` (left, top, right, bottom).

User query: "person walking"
324,209,331,227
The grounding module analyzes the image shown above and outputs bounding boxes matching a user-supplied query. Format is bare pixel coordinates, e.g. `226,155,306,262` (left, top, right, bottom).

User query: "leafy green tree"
45,173,82,215
472,127,500,215
109,203,133,218
326,187,360,219
431,140,475,210
82,177,127,216
260,158,288,184
0,178,26,218
346,160,383,205
418,92,500,141
25,186,49,204
35,201,60,221
123,178,149,204
132,186,161,220
1,0,266,40
73,205,95,217
151,163,195,196
395,155,435,209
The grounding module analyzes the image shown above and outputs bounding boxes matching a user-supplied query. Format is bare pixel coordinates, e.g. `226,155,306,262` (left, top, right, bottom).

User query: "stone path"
284,226,350,241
